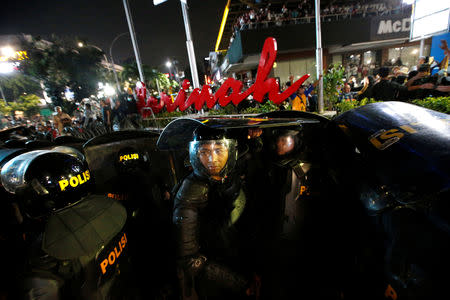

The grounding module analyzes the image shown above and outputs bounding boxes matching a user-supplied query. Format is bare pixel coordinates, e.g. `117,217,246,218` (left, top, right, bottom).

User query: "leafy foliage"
240,101,279,114
323,64,345,110
1,94,42,118
335,98,380,113
335,99,359,113
336,96,450,114
0,74,42,101
412,96,450,114
19,35,105,114
120,63,178,92
207,104,239,115
0,100,13,115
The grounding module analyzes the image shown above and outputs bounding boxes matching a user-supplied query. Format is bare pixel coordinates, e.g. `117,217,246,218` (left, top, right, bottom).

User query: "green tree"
8,94,41,118
323,64,345,110
0,73,42,102
120,63,178,93
0,100,13,116
19,35,106,114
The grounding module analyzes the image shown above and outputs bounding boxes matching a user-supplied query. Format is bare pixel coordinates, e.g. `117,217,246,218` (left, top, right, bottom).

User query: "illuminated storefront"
212,6,437,85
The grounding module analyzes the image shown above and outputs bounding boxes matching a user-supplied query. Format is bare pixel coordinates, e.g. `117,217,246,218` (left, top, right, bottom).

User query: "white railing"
236,6,410,31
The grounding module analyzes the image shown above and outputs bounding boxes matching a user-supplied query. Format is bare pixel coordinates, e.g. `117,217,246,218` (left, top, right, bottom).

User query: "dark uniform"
371,79,407,101
247,127,346,299
172,126,255,299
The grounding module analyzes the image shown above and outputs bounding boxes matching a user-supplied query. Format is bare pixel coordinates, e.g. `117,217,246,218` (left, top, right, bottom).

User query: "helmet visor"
189,139,237,179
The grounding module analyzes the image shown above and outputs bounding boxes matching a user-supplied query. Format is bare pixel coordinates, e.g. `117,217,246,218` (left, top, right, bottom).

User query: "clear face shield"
189,139,237,180
276,135,296,156
267,128,303,165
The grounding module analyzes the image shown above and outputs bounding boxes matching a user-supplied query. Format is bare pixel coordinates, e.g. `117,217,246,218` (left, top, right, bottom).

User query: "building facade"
211,2,431,88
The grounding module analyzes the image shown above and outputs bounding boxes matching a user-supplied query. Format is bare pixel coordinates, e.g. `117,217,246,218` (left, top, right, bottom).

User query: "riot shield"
329,101,450,299
83,129,179,298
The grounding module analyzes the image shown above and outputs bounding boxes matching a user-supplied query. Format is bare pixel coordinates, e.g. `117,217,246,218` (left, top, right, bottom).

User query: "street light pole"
180,0,200,89
315,0,324,114
123,0,145,83
110,32,129,93
172,59,181,84
93,45,111,70
419,38,425,57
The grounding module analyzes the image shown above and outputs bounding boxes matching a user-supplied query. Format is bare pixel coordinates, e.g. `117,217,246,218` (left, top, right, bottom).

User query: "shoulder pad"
174,174,209,207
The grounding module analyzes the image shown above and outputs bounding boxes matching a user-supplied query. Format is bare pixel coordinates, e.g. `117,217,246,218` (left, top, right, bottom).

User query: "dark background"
0,0,226,71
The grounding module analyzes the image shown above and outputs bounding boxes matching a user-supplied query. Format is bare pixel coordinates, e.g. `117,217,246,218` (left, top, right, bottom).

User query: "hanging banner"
135,37,309,113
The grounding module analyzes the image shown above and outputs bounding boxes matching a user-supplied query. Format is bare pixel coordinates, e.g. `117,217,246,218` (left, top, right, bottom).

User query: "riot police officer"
172,126,259,299
0,149,131,300
247,126,345,299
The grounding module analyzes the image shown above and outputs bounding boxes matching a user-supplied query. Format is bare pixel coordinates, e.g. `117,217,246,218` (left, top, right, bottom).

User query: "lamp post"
78,42,117,98
153,1,200,88
315,0,324,114
166,60,173,81
78,42,110,66
172,59,181,84
123,0,145,83
110,32,129,93
180,0,200,89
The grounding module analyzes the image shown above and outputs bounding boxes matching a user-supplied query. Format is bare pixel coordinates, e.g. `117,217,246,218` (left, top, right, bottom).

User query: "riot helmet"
1,150,93,218
189,126,237,181
266,126,303,165
116,146,150,175
51,146,85,161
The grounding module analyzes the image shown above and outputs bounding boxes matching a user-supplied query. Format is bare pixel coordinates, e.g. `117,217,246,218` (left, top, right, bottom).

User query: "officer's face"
198,142,229,178
276,135,294,156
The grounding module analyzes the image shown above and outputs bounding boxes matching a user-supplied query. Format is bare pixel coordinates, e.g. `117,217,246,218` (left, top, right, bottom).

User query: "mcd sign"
370,12,411,41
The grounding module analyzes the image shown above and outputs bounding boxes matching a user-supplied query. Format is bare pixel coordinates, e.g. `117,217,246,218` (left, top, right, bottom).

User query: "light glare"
0,62,16,73
1,47,15,57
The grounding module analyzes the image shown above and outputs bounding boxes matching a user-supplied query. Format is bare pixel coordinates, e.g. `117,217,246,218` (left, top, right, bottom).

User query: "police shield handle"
59,170,91,191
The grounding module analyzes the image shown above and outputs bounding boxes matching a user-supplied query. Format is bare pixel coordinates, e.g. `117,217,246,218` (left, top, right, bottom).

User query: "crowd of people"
0,93,142,142
233,0,407,32
2,42,449,140
338,56,450,103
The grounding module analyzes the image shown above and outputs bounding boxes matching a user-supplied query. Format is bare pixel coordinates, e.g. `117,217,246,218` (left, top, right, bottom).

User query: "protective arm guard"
173,175,208,258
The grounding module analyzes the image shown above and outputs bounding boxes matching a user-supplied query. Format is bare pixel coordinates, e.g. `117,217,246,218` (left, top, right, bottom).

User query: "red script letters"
135,37,310,113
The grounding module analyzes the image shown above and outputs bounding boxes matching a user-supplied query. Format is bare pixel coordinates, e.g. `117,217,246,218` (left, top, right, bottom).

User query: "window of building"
332,54,342,65
387,45,430,68
342,50,380,81
274,57,317,87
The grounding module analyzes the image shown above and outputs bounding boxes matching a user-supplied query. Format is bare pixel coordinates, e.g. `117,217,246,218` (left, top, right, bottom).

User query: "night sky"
0,0,226,72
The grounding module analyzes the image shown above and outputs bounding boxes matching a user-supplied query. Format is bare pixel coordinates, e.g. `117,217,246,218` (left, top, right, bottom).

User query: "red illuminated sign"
135,37,309,114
